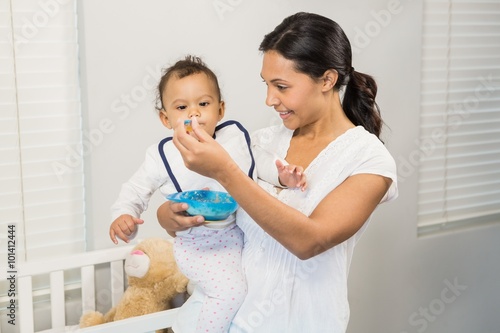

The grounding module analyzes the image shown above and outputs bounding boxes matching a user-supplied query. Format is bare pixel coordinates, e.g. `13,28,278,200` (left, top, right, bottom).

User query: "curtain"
0,0,85,261
418,0,500,235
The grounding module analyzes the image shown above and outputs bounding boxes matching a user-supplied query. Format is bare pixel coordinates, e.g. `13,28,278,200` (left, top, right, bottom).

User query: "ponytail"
343,70,383,139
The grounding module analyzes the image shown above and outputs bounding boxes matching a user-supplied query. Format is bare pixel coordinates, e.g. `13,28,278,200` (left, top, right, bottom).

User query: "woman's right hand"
173,117,236,181
157,200,205,237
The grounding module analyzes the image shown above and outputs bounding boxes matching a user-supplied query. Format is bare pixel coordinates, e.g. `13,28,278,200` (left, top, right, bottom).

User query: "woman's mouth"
278,110,293,119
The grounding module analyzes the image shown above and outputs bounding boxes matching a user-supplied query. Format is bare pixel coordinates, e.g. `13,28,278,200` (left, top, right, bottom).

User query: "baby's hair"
259,12,383,139
155,55,222,111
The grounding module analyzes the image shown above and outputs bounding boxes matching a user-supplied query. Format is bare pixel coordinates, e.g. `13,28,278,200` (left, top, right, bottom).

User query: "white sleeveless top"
229,125,398,333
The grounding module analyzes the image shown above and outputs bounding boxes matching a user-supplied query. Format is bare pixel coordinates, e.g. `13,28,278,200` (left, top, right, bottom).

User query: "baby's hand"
276,160,307,191
109,214,144,244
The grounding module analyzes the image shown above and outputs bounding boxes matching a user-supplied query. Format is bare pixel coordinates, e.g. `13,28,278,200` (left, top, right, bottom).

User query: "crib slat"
50,270,66,328
18,276,35,333
81,265,96,312
110,260,125,306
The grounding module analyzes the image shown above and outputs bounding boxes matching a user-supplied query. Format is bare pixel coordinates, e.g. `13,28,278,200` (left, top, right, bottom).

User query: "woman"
158,12,398,332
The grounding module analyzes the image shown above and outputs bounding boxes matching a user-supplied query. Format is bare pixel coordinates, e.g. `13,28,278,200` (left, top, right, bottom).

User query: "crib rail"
79,308,179,333
1,242,182,333
0,244,135,333
16,245,134,333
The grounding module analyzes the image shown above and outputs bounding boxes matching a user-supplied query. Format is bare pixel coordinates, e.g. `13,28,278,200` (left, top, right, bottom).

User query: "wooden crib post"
50,270,66,328
18,275,35,333
110,260,125,306
81,265,96,313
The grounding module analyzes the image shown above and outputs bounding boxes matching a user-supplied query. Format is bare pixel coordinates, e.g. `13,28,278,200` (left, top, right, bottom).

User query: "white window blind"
0,0,85,262
418,0,500,235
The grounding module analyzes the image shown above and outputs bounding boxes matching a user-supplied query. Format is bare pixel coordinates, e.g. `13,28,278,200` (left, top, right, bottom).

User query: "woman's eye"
277,85,287,91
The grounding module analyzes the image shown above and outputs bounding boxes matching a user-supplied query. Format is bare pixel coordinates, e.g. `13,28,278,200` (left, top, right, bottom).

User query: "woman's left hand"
173,117,237,180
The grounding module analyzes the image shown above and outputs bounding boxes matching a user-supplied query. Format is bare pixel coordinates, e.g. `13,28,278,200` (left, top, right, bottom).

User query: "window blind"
418,0,500,235
0,0,85,261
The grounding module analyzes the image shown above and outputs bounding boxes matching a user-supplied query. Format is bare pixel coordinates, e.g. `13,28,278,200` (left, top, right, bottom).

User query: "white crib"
1,244,182,333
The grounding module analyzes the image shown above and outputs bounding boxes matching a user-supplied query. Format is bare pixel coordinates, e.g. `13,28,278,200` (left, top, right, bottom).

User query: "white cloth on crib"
173,284,204,332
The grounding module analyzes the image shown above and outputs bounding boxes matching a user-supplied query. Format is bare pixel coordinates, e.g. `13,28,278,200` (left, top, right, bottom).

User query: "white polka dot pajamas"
174,223,246,332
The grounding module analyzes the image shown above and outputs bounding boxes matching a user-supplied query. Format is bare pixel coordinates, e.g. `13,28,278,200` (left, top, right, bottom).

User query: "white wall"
78,1,500,332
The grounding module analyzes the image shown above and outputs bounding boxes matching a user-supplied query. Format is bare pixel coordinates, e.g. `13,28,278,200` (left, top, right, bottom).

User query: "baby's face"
160,73,224,136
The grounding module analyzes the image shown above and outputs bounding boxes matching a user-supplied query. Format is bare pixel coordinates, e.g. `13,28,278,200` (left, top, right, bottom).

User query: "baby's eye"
199,102,210,107
176,105,187,110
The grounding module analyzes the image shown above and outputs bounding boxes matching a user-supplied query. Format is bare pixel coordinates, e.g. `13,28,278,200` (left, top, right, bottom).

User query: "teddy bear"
79,238,188,332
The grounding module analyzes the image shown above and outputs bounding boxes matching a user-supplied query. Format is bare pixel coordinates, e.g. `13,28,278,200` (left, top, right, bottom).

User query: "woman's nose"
265,90,279,107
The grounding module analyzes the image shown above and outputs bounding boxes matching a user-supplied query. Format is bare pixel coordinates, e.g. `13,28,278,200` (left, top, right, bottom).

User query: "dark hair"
155,55,222,111
259,12,383,138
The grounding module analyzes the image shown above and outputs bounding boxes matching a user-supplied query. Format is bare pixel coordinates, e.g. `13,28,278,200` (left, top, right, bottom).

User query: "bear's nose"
131,250,144,255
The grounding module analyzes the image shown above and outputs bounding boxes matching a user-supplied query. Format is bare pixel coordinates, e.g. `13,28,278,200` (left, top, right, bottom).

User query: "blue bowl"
166,190,238,221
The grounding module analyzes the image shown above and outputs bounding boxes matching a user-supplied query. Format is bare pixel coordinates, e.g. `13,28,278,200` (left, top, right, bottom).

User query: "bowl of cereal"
166,190,238,221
